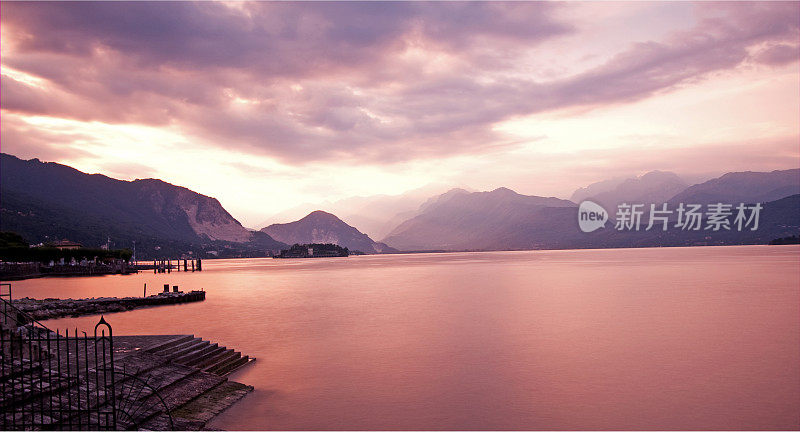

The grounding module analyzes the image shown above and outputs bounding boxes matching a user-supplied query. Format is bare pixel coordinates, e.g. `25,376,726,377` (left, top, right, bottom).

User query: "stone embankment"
11,290,206,321
0,261,137,280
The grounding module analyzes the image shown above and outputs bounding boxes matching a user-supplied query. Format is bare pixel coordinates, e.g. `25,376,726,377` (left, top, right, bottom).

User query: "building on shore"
52,239,82,250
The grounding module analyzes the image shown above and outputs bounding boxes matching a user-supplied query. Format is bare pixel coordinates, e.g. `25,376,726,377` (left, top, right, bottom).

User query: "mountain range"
256,183,457,239
380,169,799,251
0,153,286,258
669,169,800,205
382,187,575,250
2,152,798,256
570,170,688,210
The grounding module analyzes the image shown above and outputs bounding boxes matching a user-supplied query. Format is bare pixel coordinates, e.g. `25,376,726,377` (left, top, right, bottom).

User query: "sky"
1,1,799,227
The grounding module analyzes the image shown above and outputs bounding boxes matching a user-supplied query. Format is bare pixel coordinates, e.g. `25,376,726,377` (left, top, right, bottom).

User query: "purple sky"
1,1,798,226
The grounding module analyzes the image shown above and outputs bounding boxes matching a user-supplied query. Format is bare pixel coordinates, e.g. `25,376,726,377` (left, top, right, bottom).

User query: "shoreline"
2,243,794,281
0,262,138,281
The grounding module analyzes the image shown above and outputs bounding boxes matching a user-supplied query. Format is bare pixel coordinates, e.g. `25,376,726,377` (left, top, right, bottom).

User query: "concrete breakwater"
11,290,206,321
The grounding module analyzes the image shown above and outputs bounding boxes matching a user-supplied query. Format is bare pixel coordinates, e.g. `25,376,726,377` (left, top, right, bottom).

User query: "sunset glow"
2,1,798,227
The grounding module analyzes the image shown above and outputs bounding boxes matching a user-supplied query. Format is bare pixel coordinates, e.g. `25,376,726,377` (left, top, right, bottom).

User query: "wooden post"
197,258,202,271
143,283,147,298
153,259,157,274
191,259,195,272
184,259,188,271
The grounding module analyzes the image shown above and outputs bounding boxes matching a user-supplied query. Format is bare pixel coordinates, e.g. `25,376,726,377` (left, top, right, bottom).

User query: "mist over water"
16,246,800,430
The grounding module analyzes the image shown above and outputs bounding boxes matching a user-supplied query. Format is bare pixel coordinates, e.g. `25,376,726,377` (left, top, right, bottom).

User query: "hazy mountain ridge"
256,184,459,239
0,153,286,257
668,169,800,205
261,210,397,254
382,170,800,251
570,176,628,203
571,171,688,209
382,187,576,250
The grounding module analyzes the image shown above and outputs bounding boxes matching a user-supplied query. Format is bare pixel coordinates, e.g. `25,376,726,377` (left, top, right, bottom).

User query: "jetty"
139,258,203,273
11,288,206,321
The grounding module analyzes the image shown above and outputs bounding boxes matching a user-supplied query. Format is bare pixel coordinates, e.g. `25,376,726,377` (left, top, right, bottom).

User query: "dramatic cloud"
1,2,798,224
3,1,796,164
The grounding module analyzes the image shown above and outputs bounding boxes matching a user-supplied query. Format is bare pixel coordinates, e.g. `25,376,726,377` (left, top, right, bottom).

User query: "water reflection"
15,246,800,430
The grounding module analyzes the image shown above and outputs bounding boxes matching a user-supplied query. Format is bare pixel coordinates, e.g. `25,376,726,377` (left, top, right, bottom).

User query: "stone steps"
209,354,251,376
2,333,255,430
198,349,238,372
152,337,203,358
189,346,231,369
173,341,218,365
182,345,225,368
147,335,254,376
144,335,195,354
167,339,209,360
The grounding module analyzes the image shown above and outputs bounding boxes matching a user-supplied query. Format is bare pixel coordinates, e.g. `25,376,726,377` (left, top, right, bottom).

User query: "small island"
274,243,350,258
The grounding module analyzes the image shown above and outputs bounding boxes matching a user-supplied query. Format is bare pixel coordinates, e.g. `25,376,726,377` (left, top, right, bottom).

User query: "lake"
12,245,800,430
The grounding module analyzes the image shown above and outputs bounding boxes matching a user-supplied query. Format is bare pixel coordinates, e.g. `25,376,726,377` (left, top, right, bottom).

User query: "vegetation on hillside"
0,231,134,262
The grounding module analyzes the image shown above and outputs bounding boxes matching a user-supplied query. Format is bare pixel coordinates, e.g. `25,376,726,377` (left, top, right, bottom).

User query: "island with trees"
274,243,350,258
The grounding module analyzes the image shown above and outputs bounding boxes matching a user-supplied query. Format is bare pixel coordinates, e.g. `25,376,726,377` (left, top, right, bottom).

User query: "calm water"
12,246,800,430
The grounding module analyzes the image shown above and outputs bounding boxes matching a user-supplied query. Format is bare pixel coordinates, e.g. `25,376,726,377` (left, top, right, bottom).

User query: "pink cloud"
1,2,798,165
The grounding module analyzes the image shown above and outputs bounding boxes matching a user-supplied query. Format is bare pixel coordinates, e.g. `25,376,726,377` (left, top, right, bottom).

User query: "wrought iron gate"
0,283,173,430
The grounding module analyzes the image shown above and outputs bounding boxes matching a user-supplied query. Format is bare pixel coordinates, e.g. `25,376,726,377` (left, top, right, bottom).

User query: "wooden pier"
142,258,203,273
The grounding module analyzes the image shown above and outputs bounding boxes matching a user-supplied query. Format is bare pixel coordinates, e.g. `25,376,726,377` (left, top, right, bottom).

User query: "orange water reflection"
16,246,800,430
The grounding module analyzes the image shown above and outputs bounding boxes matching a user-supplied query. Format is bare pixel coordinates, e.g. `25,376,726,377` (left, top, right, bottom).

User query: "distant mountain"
256,184,457,240
668,169,800,205
335,184,459,240
0,153,286,258
261,210,396,254
571,171,688,209
382,179,800,251
382,187,575,251
570,176,628,203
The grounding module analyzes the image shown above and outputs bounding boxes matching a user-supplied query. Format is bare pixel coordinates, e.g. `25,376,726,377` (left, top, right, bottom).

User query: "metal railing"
0,283,173,430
